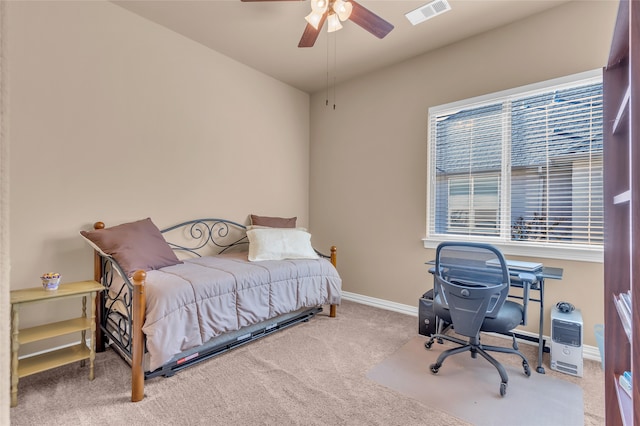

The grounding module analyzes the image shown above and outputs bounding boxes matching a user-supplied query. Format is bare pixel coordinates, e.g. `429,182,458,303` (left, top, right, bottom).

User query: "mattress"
135,252,341,371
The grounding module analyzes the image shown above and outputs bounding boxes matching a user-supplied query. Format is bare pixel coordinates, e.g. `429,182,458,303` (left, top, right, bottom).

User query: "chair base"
425,332,531,396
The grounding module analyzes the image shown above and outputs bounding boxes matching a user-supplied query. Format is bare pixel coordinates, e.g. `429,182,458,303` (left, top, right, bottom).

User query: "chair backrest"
434,242,511,337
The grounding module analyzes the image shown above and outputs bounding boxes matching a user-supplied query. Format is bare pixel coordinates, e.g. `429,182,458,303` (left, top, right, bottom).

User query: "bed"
80,216,342,402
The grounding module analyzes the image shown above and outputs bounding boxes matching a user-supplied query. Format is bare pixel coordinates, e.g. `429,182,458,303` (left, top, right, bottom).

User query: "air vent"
405,0,451,26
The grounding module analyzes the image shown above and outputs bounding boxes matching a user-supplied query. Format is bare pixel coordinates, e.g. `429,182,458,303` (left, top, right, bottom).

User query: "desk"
507,265,563,374
426,261,563,374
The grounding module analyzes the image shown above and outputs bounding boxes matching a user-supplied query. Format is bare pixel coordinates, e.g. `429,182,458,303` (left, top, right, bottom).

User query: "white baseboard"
341,291,603,364
21,295,603,368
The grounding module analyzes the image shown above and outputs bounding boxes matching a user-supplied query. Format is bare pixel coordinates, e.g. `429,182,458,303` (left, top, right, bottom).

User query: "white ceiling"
113,0,571,93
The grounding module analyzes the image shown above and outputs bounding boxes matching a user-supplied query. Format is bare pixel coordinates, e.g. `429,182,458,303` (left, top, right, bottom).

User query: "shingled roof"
434,82,603,175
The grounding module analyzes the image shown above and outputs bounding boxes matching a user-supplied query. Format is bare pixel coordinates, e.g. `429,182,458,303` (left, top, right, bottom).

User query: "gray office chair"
425,242,531,396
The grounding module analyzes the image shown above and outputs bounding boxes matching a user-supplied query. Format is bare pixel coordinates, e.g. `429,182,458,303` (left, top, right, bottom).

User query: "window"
426,70,603,260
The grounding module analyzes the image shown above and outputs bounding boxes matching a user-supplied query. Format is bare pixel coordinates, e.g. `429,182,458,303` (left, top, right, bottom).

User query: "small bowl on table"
41,274,61,291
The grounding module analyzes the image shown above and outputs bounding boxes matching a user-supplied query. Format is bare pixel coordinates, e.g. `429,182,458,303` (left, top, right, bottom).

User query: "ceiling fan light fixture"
297,0,392,45
305,10,324,29
310,0,329,13
327,12,343,32
333,0,353,21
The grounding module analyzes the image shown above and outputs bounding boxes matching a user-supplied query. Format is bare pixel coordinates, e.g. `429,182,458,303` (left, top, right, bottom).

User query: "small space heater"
550,304,583,377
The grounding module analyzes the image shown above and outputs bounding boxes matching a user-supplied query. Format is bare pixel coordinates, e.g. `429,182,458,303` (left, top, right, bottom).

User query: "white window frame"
423,69,603,263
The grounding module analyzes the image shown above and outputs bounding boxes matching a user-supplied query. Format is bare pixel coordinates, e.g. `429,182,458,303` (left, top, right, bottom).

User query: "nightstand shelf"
18,344,91,378
10,280,104,407
18,318,93,345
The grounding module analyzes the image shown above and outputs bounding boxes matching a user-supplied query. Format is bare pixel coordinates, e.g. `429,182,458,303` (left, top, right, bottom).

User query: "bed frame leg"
131,270,146,402
329,246,338,318
92,222,106,352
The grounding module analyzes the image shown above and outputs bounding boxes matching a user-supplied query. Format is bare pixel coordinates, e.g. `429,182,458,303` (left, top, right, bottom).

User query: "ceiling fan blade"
348,0,394,39
298,12,327,48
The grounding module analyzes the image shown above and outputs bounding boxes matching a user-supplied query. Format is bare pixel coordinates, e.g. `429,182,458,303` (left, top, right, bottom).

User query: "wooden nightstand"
10,280,104,407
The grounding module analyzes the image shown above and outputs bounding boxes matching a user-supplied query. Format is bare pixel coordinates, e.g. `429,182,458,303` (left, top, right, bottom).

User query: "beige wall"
309,1,618,346
7,1,310,354
4,0,618,365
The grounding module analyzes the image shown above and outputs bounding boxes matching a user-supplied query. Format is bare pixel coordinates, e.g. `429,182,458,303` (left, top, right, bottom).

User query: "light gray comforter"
140,252,342,371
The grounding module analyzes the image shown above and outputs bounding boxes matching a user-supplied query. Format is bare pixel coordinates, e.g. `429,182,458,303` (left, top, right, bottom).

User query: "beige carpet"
368,336,583,426
9,300,603,425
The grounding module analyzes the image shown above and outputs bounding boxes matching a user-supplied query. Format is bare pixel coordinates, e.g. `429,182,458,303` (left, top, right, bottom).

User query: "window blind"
428,77,603,248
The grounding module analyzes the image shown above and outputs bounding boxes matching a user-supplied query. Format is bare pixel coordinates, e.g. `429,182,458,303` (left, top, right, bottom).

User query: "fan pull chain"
324,32,338,110
324,32,337,110
326,34,330,107
333,33,337,110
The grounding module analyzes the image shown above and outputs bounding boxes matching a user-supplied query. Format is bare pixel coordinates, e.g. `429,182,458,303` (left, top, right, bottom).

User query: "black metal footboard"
97,254,136,364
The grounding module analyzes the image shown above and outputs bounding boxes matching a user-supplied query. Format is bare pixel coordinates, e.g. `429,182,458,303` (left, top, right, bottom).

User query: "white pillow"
247,228,319,261
246,225,307,232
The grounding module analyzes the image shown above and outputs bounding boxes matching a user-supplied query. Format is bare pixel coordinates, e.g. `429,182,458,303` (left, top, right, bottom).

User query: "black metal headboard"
160,218,249,258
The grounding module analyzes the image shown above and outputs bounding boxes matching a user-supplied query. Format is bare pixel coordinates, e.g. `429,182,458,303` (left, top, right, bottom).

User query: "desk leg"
536,279,545,374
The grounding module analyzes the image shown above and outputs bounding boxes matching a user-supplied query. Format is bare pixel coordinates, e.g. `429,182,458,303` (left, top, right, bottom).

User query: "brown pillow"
250,214,297,228
80,217,182,277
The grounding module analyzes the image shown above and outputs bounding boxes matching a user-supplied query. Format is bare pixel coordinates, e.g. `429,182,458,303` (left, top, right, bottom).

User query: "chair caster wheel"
425,340,433,350
430,363,440,374
536,366,545,374
500,382,507,397
523,361,531,377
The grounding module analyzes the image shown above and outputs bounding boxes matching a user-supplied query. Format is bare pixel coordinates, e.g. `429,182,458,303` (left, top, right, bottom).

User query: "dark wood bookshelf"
603,0,640,424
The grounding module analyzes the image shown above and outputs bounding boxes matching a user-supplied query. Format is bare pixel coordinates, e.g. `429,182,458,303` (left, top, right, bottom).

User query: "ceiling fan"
241,0,394,48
